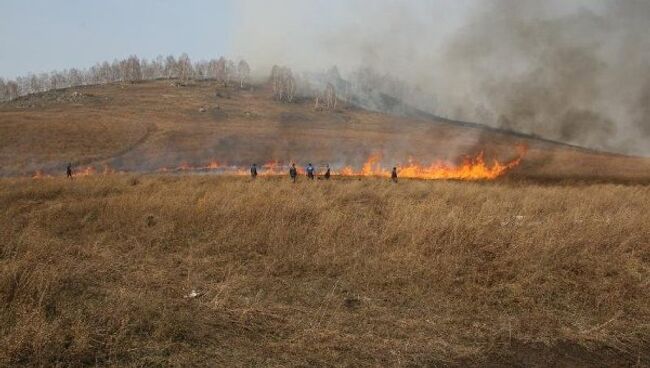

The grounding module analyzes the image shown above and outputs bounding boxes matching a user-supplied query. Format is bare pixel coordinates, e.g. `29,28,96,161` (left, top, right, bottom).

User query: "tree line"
0,54,251,102
271,64,414,113
1,52,417,116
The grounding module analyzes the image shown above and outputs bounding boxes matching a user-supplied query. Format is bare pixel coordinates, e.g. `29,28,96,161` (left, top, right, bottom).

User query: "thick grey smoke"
233,0,650,155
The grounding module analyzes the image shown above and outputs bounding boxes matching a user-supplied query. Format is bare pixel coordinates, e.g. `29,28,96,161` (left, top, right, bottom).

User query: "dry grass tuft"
1,175,649,367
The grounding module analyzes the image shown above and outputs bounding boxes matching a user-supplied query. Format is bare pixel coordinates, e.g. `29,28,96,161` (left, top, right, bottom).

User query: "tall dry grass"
1,175,648,367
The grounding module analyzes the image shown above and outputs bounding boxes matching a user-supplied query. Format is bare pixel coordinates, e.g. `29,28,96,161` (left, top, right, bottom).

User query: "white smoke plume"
233,0,650,155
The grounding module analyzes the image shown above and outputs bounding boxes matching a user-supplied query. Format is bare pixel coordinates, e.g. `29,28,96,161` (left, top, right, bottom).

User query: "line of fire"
32,145,528,181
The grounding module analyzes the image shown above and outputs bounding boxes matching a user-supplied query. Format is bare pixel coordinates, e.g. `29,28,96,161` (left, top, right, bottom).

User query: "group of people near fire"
249,162,399,183
63,162,399,182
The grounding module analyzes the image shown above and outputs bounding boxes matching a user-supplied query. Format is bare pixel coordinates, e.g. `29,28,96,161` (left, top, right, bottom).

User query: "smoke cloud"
233,0,650,155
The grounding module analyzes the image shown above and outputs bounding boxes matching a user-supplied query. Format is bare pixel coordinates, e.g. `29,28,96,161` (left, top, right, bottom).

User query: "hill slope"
1,81,649,366
1,80,649,182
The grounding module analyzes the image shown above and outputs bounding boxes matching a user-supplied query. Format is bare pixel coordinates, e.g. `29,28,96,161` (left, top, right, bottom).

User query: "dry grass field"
1,175,649,367
2,80,650,183
1,80,650,366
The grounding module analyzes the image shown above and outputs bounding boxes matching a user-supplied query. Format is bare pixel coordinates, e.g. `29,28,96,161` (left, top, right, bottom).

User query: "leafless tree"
164,55,177,79
109,61,121,82
139,56,164,81
0,54,251,100
270,65,296,103
215,57,227,84
177,53,193,81
96,62,111,84
152,56,165,79
206,59,219,81
193,61,208,80
224,60,235,87
6,81,18,100
140,59,154,80
28,74,42,94
68,68,83,87
15,76,28,95
118,55,142,82
0,78,7,101
238,60,251,88
315,83,337,111
49,72,65,90
127,55,142,82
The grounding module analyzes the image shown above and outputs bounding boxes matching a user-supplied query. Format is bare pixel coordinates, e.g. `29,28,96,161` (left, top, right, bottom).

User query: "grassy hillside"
1,175,648,367
1,79,649,366
1,80,649,182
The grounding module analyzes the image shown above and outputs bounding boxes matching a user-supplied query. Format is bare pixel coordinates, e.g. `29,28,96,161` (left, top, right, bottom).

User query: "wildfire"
339,145,527,180
30,146,527,181
30,164,121,179
32,170,52,179
206,160,224,170
156,159,306,176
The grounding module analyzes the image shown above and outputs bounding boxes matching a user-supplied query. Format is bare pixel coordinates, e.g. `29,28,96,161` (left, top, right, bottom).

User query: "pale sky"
0,0,234,79
0,0,477,79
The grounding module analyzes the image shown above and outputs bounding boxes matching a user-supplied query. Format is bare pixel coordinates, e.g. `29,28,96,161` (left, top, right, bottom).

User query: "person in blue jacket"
306,163,315,180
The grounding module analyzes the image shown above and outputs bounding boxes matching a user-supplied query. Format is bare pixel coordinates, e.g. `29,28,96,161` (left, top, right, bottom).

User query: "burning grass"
1,175,648,367
32,145,528,181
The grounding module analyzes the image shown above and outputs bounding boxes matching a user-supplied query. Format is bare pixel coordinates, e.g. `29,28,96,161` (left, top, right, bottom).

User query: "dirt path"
74,121,157,167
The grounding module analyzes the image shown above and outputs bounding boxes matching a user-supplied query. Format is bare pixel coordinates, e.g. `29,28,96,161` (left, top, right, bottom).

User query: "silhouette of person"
289,163,298,183
324,164,331,180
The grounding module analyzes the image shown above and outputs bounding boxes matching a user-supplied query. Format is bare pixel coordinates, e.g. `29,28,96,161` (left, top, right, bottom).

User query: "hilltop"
1,79,649,182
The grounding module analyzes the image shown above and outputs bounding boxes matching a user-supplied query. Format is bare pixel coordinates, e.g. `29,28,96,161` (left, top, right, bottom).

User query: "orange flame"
337,145,527,180
30,146,527,181
31,164,122,179
32,170,52,179
206,160,224,170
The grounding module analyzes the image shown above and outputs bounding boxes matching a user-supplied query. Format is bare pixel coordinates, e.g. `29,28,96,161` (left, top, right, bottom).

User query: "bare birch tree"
177,53,193,81
0,54,250,100
164,55,177,79
315,83,337,111
238,60,251,88
270,65,296,103
224,60,236,87
0,78,7,101
215,57,227,84
6,81,18,100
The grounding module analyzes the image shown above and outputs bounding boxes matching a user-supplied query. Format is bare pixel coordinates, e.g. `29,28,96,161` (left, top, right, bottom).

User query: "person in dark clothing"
289,163,298,183
324,164,331,180
66,163,73,179
250,163,258,179
306,163,315,180
391,167,398,183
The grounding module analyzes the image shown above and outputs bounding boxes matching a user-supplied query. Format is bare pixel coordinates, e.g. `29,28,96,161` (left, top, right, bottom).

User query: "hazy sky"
232,0,475,74
1,0,647,154
0,0,234,78
0,0,474,79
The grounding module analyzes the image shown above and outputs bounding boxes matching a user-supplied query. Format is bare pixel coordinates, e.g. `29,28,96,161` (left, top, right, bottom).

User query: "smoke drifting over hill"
234,0,650,155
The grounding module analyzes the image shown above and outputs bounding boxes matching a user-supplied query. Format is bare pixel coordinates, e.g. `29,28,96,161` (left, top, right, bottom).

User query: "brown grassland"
1,80,650,366
1,80,650,183
1,175,649,367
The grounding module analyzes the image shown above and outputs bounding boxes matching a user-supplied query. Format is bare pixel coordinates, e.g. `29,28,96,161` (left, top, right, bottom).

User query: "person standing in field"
324,164,331,180
306,163,315,180
66,163,73,179
289,163,298,183
250,163,258,179
391,167,398,183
